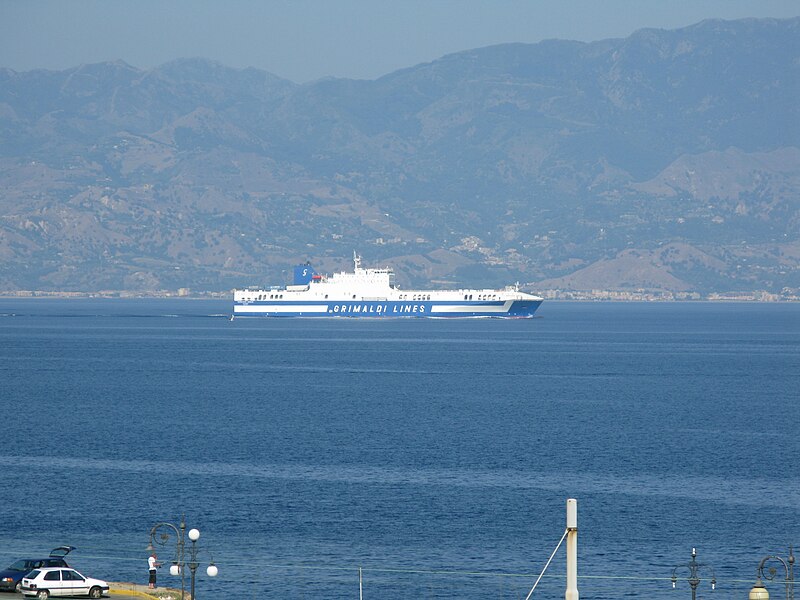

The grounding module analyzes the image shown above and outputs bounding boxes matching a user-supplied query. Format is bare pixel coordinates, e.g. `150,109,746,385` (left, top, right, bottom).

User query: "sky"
1,0,798,83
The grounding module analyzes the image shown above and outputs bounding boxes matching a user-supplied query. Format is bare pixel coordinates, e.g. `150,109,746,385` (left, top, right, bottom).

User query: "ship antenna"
353,251,361,271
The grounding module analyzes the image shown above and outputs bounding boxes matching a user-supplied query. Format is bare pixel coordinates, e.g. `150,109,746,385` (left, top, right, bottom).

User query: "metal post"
189,536,198,600
179,516,186,600
671,548,716,600
566,498,579,600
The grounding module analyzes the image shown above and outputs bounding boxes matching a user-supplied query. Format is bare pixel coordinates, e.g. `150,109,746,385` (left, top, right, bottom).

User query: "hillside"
0,17,798,294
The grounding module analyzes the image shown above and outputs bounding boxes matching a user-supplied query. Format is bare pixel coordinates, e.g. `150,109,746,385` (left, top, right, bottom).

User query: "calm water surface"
0,299,798,599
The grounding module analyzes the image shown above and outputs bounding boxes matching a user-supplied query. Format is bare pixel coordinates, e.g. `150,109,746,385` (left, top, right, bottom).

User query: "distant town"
538,288,800,302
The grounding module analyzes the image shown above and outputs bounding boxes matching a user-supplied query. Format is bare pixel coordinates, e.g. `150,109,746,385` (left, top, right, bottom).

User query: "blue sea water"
0,299,798,599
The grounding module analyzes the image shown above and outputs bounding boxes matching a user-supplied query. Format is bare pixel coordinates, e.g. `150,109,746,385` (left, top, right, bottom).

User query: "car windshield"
25,570,41,580
7,560,35,571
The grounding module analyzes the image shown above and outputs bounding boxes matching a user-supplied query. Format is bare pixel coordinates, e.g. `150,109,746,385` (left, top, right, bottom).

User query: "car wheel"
36,590,49,600
89,586,103,599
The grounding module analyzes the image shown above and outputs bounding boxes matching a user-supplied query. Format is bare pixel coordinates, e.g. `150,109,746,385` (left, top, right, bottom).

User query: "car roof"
7,557,68,566
28,567,75,574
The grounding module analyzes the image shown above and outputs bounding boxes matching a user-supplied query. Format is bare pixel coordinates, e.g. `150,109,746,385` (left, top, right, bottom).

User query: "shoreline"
0,292,797,302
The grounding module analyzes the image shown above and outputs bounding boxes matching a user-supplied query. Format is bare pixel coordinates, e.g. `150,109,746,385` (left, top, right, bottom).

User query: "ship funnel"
293,264,318,285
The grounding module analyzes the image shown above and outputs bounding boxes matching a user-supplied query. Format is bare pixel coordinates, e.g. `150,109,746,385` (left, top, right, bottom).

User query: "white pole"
359,566,363,600
565,498,579,600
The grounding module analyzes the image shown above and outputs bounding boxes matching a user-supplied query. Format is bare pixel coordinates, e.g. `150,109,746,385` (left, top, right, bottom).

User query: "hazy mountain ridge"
0,17,798,293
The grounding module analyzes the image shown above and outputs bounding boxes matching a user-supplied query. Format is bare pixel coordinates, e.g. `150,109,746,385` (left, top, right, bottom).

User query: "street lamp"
749,546,795,600
186,527,218,600
672,548,716,600
147,516,218,600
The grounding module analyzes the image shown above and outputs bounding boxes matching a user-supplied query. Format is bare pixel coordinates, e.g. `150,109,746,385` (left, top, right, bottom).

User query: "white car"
20,567,108,599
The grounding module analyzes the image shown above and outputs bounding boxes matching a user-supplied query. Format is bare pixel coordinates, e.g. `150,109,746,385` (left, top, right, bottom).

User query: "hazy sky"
2,0,797,83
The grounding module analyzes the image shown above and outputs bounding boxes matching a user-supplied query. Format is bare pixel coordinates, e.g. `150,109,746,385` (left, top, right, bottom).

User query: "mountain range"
0,16,798,295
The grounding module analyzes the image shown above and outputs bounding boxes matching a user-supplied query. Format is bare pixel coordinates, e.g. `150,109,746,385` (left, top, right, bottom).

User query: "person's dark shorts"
149,570,157,585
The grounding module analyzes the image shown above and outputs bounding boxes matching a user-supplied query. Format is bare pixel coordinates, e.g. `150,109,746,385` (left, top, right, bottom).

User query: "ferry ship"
233,253,543,318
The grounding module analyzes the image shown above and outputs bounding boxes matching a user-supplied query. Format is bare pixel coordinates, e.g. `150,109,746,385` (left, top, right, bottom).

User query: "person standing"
148,552,161,589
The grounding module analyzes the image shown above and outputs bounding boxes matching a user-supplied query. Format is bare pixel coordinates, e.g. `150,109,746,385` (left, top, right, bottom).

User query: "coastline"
0,290,797,302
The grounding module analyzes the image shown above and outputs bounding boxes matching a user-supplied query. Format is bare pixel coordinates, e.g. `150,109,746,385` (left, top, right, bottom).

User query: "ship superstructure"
233,253,543,318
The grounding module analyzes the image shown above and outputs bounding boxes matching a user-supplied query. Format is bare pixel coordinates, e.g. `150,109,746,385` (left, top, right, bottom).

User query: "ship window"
325,295,328,299
352,295,356,299
464,295,468,300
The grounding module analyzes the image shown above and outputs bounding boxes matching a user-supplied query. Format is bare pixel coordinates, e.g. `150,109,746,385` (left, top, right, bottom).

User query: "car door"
62,569,89,596
41,569,62,596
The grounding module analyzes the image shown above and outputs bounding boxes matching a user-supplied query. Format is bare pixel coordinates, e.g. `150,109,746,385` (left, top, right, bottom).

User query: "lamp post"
672,548,716,600
749,546,795,600
148,516,218,600
186,527,218,600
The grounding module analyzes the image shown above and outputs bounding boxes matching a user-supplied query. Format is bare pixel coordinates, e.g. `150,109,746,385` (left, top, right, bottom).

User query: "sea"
0,299,798,599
